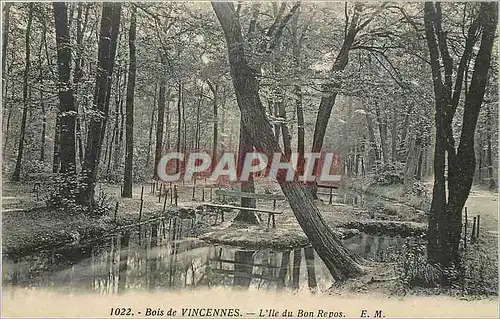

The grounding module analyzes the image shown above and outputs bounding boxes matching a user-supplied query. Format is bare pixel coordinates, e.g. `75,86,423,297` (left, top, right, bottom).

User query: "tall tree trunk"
207,80,218,170
123,5,137,198
12,4,34,181
154,77,166,179
146,85,157,169
176,82,182,161
53,2,77,175
79,3,121,206
213,2,364,281
234,121,259,224
74,2,90,169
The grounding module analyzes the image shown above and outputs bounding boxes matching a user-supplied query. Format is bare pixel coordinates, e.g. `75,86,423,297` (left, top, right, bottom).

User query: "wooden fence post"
114,202,119,222
163,192,168,213
471,217,477,242
139,186,144,222
476,215,480,239
174,185,178,206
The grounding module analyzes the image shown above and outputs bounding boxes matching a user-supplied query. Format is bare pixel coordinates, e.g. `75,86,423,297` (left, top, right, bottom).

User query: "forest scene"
1,1,499,317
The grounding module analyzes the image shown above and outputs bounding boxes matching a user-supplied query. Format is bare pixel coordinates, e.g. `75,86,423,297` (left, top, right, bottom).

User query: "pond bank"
2,180,430,257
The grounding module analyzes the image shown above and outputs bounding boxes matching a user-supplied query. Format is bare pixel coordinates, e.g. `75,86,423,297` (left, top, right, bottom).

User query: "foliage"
372,162,404,186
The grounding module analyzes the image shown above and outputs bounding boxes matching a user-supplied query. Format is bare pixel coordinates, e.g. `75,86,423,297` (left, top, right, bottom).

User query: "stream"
3,218,407,294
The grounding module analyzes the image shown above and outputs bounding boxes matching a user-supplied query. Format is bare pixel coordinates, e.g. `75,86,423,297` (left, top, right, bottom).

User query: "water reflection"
2,219,408,294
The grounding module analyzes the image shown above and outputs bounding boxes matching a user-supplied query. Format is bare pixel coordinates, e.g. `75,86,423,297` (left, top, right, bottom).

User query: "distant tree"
123,5,137,198
11,4,34,181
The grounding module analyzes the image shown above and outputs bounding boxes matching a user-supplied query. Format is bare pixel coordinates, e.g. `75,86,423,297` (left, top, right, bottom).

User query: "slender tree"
123,5,137,198
11,4,34,181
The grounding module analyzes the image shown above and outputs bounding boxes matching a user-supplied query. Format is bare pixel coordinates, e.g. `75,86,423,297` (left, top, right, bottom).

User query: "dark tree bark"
206,80,219,170
53,2,77,175
123,5,137,198
154,77,166,179
424,2,497,269
11,4,34,181
234,122,259,224
213,2,364,281
79,3,122,206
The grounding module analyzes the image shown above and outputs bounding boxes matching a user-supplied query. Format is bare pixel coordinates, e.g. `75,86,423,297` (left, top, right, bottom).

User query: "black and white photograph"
1,1,498,317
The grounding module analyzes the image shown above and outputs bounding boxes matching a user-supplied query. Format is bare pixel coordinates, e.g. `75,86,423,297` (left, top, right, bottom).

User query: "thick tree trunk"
425,2,497,268
79,3,121,206
12,4,34,182
123,5,137,198
234,122,259,224
213,2,364,281
53,2,77,175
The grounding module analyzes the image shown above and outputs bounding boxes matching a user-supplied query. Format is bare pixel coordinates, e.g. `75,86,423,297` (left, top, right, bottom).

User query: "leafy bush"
396,238,443,291
460,243,498,296
373,162,405,186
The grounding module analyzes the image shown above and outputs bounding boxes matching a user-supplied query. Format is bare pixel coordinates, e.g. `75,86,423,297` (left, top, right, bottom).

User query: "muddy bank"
2,205,202,259
343,177,431,212
339,219,426,237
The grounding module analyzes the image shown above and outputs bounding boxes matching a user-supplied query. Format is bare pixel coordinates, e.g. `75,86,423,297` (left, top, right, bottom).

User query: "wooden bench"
316,183,339,204
202,189,285,228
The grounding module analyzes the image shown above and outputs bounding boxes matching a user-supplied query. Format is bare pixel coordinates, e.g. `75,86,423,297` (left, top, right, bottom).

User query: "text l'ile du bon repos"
109,307,385,318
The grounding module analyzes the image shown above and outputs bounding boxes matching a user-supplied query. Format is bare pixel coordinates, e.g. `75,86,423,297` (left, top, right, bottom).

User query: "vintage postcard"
1,1,498,318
